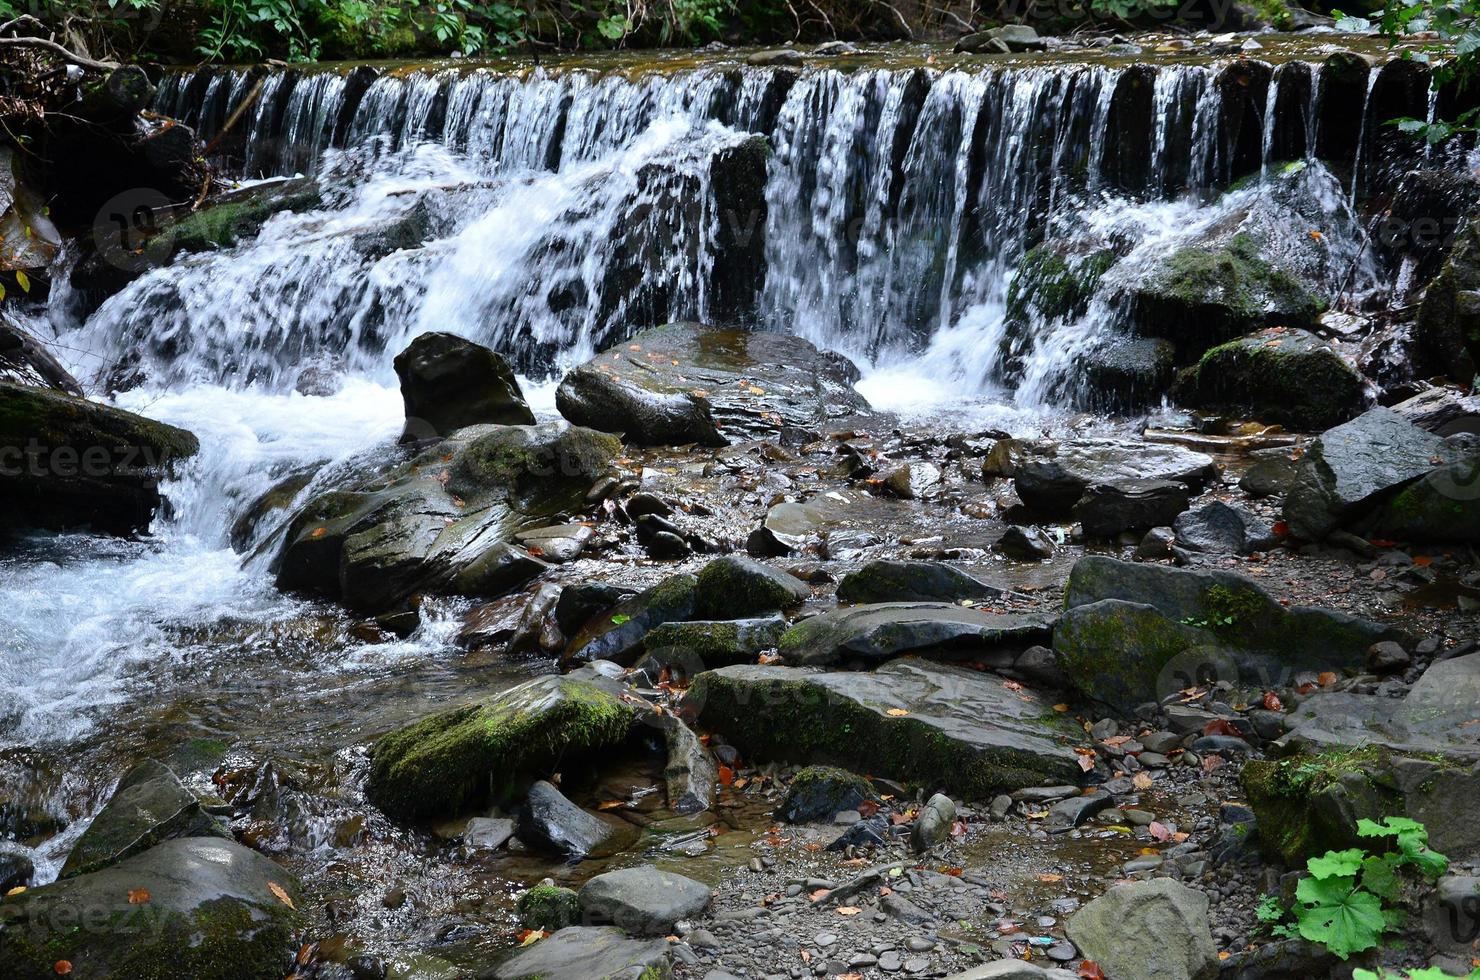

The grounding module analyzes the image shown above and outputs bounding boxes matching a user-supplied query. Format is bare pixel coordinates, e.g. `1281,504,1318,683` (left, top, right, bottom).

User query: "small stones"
1366,640,1411,674
996,524,1055,560
910,793,958,853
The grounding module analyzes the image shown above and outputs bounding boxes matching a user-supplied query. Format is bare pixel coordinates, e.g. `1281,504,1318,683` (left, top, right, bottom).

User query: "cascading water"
2,41,1438,890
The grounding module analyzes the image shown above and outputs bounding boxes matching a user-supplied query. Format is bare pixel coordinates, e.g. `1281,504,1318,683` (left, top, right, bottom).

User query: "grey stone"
837,560,1005,604
578,866,712,934
394,331,534,441
517,780,622,860
1173,500,1279,555
997,525,1056,560
777,602,1052,667
1014,440,1217,517
911,793,958,852
1240,445,1303,497
1066,878,1218,980
1073,479,1191,538
61,759,229,878
491,925,672,979
464,816,515,851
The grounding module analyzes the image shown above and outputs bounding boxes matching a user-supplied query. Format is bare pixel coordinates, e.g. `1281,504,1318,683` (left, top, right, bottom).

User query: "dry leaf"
1317,671,1338,687
1149,821,1172,842
1262,691,1283,712
808,889,831,901
5,886,25,897
885,708,909,717
1036,873,1064,882
268,881,295,909
1078,962,1107,980
837,906,862,916
718,765,735,788
1052,703,1070,712
127,888,151,905
54,963,72,976
1132,772,1154,791
518,929,547,946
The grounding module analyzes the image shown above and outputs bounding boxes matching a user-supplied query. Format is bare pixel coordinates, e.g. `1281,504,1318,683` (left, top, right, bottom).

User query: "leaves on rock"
268,881,295,909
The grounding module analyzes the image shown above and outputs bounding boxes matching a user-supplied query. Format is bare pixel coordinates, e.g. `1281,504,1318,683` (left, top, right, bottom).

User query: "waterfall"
101,51,1418,407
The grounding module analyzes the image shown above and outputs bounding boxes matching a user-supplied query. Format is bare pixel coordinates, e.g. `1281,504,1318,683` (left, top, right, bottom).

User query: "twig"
0,36,117,72
202,75,266,158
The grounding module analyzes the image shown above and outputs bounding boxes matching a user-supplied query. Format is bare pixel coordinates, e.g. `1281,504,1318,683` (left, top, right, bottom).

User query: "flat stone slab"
691,658,1085,798
577,866,712,934
490,925,672,979
777,602,1053,667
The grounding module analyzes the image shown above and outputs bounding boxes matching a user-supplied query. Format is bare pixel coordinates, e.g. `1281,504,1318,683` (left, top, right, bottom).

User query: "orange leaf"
886,708,910,716
1413,555,1433,567
1202,718,1240,737
1317,671,1338,687
127,888,151,904
268,881,295,909
808,889,831,901
1132,772,1153,791
1052,703,1069,712
837,906,862,916
1036,872,1063,882
54,963,72,976
1262,691,1283,712
718,765,734,787
1149,821,1172,842
1079,962,1107,980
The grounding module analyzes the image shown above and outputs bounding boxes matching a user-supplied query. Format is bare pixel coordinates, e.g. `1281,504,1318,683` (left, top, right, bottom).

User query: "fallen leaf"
309,526,328,539
1078,962,1107,980
1317,671,1339,687
886,708,910,717
718,765,734,788
837,906,862,916
597,800,626,810
1413,555,1433,567
54,963,72,976
127,888,151,904
5,886,25,897
1262,691,1283,712
518,928,547,946
950,820,968,838
1148,821,1172,842
1076,754,1095,773
808,888,831,901
1218,951,1231,961
1132,772,1154,791
268,881,295,909
1052,703,1070,712
1036,873,1063,882
1202,755,1226,774
1002,680,1024,691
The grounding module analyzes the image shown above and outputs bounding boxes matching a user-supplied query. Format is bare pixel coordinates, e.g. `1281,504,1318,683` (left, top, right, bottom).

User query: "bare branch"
0,35,118,72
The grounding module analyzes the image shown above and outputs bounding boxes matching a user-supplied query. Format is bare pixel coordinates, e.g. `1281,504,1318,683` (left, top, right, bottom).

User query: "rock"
556,582,638,635
393,332,535,442
1077,335,1177,411
1136,526,1176,559
1366,640,1411,674
1013,440,1217,517
516,884,580,931
275,423,618,613
1173,500,1278,555
366,674,637,819
776,766,878,823
1066,879,1218,980
1170,327,1366,430
564,573,699,667
997,524,1056,560
0,838,301,979
1073,479,1191,538
1215,938,1338,980
1055,557,1406,710
1283,407,1456,540
1416,219,1480,381
1045,791,1114,833
639,617,787,672
513,523,594,563
61,759,229,878
489,925,672,980
0,850,33,892
1390,386,1480,434
1239,446,1303,497
694,554,809,618
0,382,200,536
646,530,691,559
982,438,1049,479
662,715,719,813
691,659,1084,798
556,323,868,447
911,793,958,852
0,314,81,394
955,24,1046,53
464,816,515,851
747,48,804,66
776,602,1052,667
1373,454,1480,542
880,461,942,499
1124,230,1326,357
578,866,711,934
516,780,623,860
836,560,1005,604
944,964,1079,980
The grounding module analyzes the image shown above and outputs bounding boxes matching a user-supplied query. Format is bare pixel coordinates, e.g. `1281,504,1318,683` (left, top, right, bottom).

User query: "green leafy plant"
1354,969,1480,979
1338,0,1480,142
1255,817,1450,960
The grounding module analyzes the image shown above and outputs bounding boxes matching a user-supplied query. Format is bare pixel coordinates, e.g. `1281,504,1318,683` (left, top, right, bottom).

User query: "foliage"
1337,0,1480,142
1354,969,1480,979
1254,817,1449,961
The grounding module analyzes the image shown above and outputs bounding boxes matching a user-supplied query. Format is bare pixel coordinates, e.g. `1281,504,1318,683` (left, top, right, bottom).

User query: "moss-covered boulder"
639,616,788,671
516,884,580,931
835,560,1004,605
776,766,879,823
564,573,700,667
1055,557,1407,711
1415,217,1480,382
274,422,620,613
162,177,322,256
366,674,638,820
694,554,810,618
1170,327,1366,430
0,837,302,980
776,602,1052,667
1373,455,1480,543
555,322,870,447
690,659,1084,798
0,381,199,536
1006,243,1118,328
1126,232,1326,356
61,760,230,879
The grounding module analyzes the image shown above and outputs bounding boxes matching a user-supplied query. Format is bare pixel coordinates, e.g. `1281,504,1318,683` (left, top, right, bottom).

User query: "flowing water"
0,36,1450,937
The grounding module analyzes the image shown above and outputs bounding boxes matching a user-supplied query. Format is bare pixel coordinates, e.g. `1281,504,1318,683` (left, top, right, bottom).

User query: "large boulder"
639,616,788,672
1071,479,1190,538
1076,335,1177,411
1012,439,1217,518
835,560,1005,604
516,780,628,860
577,866,711,934
690,659,1085,798
0,382,199,536
0,837,302,980
694,554,809,618
1373,454,1480,542
1173,500,1279,555
1170,327,1366,430
61,760,229,878
564,573,700,667
489,925,672,980
1066,879,1219,980
274,422,619,613
1282,408,1457,540
1415,217,1480,381
393,332,535,441
366,674,638,820
776,602,1052,667
1055,557,1406,711
556,322,869,447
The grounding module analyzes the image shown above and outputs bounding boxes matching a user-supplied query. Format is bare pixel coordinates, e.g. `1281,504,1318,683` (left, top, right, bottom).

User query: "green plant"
1256,817,1450,960
1338,0,1480,142
1354,969,1480,979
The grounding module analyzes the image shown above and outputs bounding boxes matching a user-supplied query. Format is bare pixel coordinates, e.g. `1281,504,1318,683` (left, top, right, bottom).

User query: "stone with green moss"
1170,327,1365,430
1054,599,1227,711
691,659,1084,798
1416,218,1480,382
694,554,810,618
516,884,580,931
367,674,637,820
564,573,700,667
1005,242,1118,328
776,766,879,823
162,177,322,256
1374,455,1480,543
0,380,199,536
0,837,301,979
1127,231,1326,355
638,616,787,670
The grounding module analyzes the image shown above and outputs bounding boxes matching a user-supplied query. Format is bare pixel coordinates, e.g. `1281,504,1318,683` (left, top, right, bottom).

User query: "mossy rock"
775,766,879,823
694,555,809,618
1005,243,1118,327
367,674,638,820
1374,456,1480,543
1241,747,1404,865
516,884,580,931
638,616,787,670
0,837,302,980
162,177,322,256
1127,232,1326,356
1170,327,1366,430
564,573,700,667
1054,599,1225,711
61,760,230,879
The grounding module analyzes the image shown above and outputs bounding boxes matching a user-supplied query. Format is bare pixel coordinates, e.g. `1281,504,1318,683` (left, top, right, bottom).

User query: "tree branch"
0,35,118,72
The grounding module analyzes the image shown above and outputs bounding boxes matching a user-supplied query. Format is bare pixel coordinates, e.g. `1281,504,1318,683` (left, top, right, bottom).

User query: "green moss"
1005,244,1117,326
165,179,322,255
1171,327,1363,429
515,885,579,931
367,676,636,820
1242,746,1404,864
